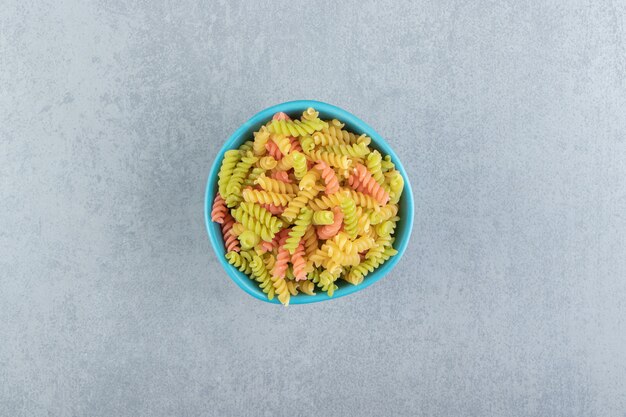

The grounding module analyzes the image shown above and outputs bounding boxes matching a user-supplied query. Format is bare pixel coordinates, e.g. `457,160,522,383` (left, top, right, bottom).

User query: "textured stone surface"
1,1,626,416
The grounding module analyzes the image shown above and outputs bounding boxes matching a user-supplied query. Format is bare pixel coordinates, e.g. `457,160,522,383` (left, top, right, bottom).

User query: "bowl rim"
204,100,414,305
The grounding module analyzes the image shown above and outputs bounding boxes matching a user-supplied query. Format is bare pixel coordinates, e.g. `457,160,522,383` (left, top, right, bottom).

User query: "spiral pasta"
265,140,283,160
314,160,339,194
348,163,390,205
242,167,265,188
240,202,283,233
253,126,270,156
315,206,343,240
369,203,398,225
302,225,318,260
340,194,358,239
268,110,327,137
226,154,258,206
221,211,239,253
297,280,316,295
291,151,307,180
217,150,241,197
386,169,404,204
238,140,254,155
298,169,321,191
258,156,277,170
300,136,315,152
226,250,253,275
366,150,384,185
242,188,294,206
270,134,291,155
238,230,260,250
211,193,228,224
322,143,370,158
282,184,324,222
304,149,351,169
289,136,303,153
346,246,398,285
271,170,291,183
231,206,275,242
312,210,334,225
250,255,275,300
255,173,299,194
381,154,395,172
284,207,313,254
309,188,380,211
291,242,308,281
210,107,404,304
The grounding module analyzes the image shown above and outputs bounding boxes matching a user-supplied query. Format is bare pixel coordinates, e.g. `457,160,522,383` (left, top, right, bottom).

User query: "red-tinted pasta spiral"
221,212,240,252
289,136,302,153
262,203,285,215
271,170,292,183
211,193,228,224
272,112,291,121
317,206,343,240
272,232,290,279
265,141,283,160
314,160,340,194
348,164,390,205
291,241,307,281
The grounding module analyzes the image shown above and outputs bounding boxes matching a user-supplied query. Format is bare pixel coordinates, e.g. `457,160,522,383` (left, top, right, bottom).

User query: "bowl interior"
205,100,414,304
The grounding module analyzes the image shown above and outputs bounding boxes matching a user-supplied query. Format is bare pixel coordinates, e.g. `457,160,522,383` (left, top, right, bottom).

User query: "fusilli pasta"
211,107,405,305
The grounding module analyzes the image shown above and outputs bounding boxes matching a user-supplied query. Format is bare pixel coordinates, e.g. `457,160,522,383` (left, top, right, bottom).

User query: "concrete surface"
2,1,626,416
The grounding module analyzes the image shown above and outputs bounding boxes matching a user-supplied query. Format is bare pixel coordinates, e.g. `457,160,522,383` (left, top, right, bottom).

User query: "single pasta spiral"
297,280,316,295
250,255,275,300
292,151,308,180
217,150,241,197
314,160,340,194
265,140,283,160
298,169,321,191
289,136,303,153
255,174,299,195
291,242,308,281
226,250,253,275
253,126,270,156
238,230,260,250
258,156,277,170
226,153,258,207
221,211,240,253
346,246,397,285
300,136,315,152
316,206,343,240
271,275,290,306
272,232,290,280
242,188,294,206
312,210,334,225
240,202,283,233
348,163,390,205
270,134,292,155
284,207,313,254
322,143,370,158
304,149,351,170
369,203,398,224
340,193,358,239
211,193,228,224
366,150,384,185
268,109,327,137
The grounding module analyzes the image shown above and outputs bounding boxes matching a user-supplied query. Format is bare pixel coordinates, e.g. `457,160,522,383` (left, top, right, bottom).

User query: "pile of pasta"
211,107,404,305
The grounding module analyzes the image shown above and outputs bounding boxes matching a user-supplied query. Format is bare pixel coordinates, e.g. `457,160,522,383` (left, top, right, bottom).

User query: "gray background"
1,1,625,416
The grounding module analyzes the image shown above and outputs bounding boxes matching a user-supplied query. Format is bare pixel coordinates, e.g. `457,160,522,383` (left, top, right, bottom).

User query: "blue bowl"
204,100,414,304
